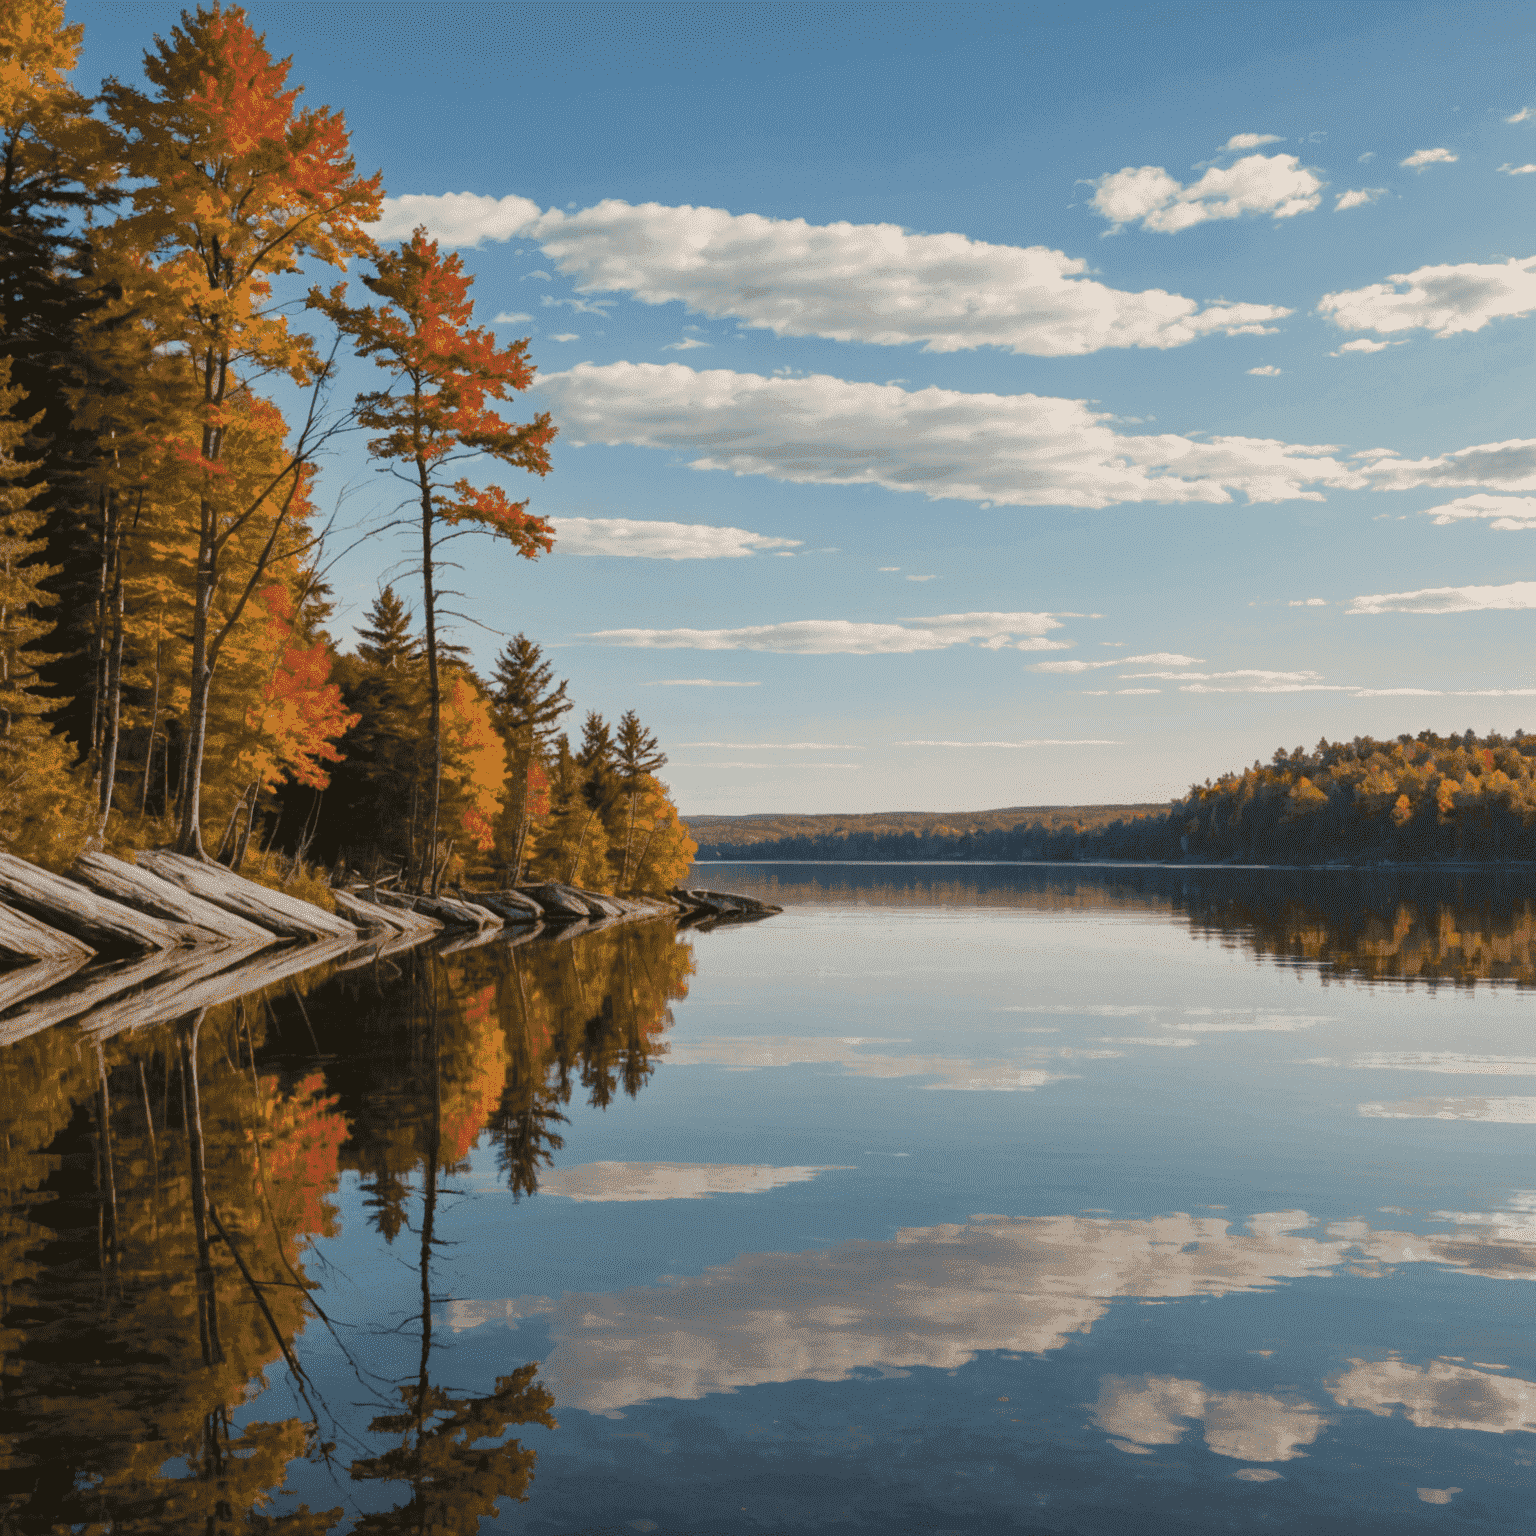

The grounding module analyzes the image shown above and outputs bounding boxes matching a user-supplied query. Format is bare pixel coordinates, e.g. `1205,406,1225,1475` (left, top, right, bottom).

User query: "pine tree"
614,709,666,889
489,633,570,881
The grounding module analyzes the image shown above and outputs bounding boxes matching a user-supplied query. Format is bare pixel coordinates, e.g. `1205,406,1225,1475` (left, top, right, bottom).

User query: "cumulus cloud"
643,678,760,687
541,363,1534,511
1031,653,1205,673
1508,107,1534,124
1247,365,1282,376
1331,338,1397,354
1420,493,1536,529
1318,255,1536,337
1091,154,1325,233
1225,133,1284,150
493,310,532,324
1499,163,1536,176
1401,147,1458,169
549,516,801,559
1290,597,1327,606
367,191,541,246
537,1162,847,1202
549,332,579,342
527,199,1291,356
662,336,712,350
1092,1375,1327,1461
582,610,1071,654
1348,580,1536,615
1335,187,1387,211
538,362,1381,509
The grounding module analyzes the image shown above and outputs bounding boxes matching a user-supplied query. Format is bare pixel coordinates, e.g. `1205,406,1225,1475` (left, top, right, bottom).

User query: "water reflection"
716,861,1536,985
0,919,693,1532
471,1207,1535,1416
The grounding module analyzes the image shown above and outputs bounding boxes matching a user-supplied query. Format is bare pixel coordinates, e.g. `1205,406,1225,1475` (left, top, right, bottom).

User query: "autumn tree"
489,632,570,881
100,3,381,857
614,709,666,889
314,227,555,892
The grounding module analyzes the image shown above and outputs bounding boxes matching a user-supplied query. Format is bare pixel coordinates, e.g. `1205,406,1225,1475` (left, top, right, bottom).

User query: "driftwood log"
373,890,500,932
517,883,597,919
331,888,443,937
0,851,190,955
0,958,88,1016
460,890,543,923
134,851,357,942
71,851,277,948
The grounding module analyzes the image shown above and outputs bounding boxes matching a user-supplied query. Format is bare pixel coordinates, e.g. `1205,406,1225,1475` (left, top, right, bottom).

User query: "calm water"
2,863,1533,1533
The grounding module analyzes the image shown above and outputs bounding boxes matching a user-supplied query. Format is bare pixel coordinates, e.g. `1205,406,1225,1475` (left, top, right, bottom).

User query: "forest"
0,2,695,898
694,731,1536,866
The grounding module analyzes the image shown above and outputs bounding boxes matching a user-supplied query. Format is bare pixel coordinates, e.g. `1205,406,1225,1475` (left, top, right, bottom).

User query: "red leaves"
440,480,554,558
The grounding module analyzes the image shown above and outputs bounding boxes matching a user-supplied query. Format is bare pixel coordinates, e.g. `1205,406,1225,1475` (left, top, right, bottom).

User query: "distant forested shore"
693,731,1536,866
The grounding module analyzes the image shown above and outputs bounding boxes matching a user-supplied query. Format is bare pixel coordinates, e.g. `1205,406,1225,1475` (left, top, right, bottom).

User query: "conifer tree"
614,709,666,888
489,633,570,881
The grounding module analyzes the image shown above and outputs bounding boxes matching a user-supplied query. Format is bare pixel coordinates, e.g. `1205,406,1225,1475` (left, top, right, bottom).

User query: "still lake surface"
2,862,1533,1532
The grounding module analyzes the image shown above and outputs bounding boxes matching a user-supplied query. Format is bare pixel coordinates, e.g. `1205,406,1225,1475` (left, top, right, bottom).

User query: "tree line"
0,1,694,894
694,731,1536,866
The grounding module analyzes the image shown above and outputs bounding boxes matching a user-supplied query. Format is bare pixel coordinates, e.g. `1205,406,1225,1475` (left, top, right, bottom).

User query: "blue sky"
75,1,1536,813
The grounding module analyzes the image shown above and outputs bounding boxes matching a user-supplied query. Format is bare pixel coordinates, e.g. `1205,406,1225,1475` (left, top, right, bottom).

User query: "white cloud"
366,191,541,246
583,610,1070,654
549,517,801,559
1331,337,1397,354
1335,187,1387,211
1498,163,1536,175
1092,1375,1327,1461
1305,1051,1536,1074
1401,147,1458,169
1117,688,1161,695
549,332,579,342
643,678,761,687
527,199,1290,356
893,739,1123,747
1225,133,1284,150
541,362,1534,511
1348,580,1536,615
493,310,533,324
1318,255,1536,337
1419,1489,1463,1505
905,573,937,582
1508,107,1534,124
1358,151,1376,163
1091,153,1325,233
681,741,861,749
1125,668,1324,683
1031,652,1205,673
662,336,712,350
1420,493,1536,529
1328,1359,1536,1434
537,1161,847,1201
1290,597,1328,606
1247,365,1282,376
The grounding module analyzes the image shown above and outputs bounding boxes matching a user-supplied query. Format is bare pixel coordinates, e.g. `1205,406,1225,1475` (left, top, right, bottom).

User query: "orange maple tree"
101,3,381,856
313,227,556,891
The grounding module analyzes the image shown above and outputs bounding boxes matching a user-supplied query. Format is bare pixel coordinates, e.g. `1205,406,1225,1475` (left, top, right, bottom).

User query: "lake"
1,862,1532,1533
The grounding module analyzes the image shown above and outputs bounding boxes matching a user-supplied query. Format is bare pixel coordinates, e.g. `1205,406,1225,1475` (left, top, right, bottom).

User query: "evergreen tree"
614,709,666,889
489,632,570,881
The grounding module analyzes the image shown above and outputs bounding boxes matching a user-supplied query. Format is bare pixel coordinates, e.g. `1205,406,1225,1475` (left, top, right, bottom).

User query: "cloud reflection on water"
1090,1375,1328,1461
455,1207,1536,1415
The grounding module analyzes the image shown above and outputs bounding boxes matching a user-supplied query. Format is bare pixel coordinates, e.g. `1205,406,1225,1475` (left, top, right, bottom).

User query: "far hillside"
689,731,1536,866
689,803,1168,853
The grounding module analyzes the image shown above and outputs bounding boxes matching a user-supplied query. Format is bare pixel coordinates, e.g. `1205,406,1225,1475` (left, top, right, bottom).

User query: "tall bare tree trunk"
96,502,126,841
180,1011,224,1366
417,457,444,894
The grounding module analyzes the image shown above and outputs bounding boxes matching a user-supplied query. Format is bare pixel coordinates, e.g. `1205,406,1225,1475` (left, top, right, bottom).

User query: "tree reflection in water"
0,918,694,1532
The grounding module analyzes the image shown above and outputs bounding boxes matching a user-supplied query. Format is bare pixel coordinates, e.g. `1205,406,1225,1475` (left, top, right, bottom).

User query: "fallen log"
337,888,443,936
71,851,276,948
517,882,597,919
375,890,501,932
78,935,355,1041
0,899,95,965
460,889,543,922
134,851,357,942
0,851,189,955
